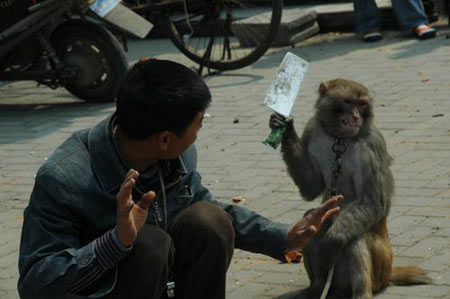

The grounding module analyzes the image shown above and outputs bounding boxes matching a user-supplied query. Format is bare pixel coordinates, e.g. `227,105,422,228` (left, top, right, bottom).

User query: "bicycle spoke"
219,10,232,60
165,0,282,70
202,35,215,64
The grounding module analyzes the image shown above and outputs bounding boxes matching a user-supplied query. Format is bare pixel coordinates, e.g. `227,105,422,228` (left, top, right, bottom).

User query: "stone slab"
232,9,319,47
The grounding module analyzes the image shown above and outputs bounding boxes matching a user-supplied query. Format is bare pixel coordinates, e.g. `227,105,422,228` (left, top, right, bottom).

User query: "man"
18,59,342,299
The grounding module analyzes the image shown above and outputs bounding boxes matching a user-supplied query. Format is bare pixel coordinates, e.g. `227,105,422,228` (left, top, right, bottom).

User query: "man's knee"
170,201,235,259
173,201,235,244
129,225,174,270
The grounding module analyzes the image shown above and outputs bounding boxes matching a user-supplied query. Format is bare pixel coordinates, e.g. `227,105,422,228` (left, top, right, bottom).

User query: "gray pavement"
1,19,450,299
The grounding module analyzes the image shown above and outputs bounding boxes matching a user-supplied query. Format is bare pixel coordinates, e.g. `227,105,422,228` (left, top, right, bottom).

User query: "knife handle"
263,126,286,149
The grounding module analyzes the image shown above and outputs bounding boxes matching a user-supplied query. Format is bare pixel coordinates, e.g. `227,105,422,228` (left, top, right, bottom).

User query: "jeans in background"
354,0,429,32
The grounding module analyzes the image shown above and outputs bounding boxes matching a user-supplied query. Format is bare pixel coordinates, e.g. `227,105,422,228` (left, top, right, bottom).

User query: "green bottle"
263,126,286,149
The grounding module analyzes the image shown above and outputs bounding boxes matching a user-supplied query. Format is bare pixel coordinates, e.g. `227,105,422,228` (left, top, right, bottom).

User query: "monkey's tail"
390,266,432,285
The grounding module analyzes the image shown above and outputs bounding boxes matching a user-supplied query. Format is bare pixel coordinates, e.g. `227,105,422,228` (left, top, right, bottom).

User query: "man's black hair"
116,59,211,140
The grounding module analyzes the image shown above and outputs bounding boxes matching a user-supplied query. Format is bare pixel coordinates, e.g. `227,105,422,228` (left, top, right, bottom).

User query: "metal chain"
328,138,346,196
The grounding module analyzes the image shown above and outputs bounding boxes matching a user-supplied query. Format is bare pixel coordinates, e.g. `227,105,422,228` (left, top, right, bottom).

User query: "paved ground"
1,18,450,299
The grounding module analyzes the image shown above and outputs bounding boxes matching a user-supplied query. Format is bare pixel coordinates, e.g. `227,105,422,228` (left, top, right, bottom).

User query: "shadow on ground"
0,102,114,144
205,73,265,88
251,21,450,70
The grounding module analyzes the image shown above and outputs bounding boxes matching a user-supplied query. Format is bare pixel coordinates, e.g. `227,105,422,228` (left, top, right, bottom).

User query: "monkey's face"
317,96,372,138
316,79,374,139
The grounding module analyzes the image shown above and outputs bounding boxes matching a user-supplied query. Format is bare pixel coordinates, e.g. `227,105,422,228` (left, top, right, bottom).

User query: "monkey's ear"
319,81,330,97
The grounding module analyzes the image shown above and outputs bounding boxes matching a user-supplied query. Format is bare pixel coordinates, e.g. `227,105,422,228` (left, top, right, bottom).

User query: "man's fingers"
117,171,139,208
316,195,343,214
306,225,317,235
321,207,341,223
125,200,134,212
125,169,139,182
299,225,317,243
136,191,156,211
117,178,135,207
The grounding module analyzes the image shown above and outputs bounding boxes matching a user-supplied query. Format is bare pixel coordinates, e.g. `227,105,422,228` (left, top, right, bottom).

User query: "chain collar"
328,138,346,197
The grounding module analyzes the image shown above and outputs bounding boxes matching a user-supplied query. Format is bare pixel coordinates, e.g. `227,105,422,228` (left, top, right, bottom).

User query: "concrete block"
232,9,319,47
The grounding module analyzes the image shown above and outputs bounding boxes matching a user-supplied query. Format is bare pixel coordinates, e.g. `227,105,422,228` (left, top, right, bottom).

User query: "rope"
320,264,335,299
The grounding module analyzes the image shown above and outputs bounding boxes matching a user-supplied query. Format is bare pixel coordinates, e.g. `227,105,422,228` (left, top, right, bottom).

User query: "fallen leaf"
285,250,303,263
432,113,444,118
421,78,430,83
232,195,245,204
233,118,239,124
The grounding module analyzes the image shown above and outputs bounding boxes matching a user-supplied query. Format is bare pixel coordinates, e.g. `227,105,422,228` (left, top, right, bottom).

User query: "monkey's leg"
302,239,331,298
330,237,373,299
300,214,335,298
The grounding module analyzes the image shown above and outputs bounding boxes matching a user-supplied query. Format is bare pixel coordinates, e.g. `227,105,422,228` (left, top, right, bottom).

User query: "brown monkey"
270,79,431,298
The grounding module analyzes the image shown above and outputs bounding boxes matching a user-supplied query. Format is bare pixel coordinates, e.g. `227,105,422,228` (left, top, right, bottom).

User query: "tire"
166,0,283,71
50,20,128,102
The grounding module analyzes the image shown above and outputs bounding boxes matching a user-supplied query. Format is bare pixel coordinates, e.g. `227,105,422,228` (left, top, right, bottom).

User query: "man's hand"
287,195,343,251
115,169,155,247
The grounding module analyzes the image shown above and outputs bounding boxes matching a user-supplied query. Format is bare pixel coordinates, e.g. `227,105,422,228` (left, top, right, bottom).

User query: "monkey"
270,79,431,298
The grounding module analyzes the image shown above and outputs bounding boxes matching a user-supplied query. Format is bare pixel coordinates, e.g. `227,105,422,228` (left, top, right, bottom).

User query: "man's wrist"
94,229,132,271
112,227,133,252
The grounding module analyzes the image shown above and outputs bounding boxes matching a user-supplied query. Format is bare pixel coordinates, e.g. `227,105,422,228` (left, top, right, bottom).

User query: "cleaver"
262,52,309,149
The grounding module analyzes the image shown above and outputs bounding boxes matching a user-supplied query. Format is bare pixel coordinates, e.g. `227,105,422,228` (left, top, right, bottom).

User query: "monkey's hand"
286,195,343,251
269,112,293,131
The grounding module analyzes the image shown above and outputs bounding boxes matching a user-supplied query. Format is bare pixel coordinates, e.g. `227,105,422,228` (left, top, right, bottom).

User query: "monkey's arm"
281,122,325,201
324,195,387,248
323,133,394,248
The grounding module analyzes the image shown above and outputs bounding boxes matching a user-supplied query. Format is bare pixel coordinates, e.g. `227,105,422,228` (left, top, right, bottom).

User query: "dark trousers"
107,201,235,299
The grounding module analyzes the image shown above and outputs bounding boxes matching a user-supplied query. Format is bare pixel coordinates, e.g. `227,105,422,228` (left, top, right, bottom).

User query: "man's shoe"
412,24,437,39
363,31,382,42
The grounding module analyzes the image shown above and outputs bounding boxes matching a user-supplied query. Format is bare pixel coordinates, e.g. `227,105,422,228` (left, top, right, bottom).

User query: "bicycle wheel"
165,0,282,71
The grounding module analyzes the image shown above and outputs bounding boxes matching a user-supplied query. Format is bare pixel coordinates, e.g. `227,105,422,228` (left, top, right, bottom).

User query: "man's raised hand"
287,195,343,251
115,169,155,247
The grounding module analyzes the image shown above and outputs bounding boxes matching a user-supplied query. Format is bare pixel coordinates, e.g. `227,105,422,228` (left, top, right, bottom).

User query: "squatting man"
18,59,342,299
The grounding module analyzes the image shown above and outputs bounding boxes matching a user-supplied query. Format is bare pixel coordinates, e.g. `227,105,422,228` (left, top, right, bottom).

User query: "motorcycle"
0,0,152,102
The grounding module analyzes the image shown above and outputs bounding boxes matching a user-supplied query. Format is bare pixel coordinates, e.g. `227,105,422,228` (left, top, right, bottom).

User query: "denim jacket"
18,117,289,298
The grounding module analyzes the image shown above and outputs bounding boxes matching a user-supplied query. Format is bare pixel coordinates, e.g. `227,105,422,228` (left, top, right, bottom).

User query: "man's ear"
156,131,171,151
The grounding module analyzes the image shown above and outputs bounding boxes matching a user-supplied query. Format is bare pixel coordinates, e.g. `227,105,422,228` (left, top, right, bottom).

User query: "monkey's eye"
357,101,367,108
343,99,352,105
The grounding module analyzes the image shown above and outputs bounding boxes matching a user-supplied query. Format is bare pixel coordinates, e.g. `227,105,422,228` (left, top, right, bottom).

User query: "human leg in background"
170,201,235,299
354,0,384,41
392,0,437,38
